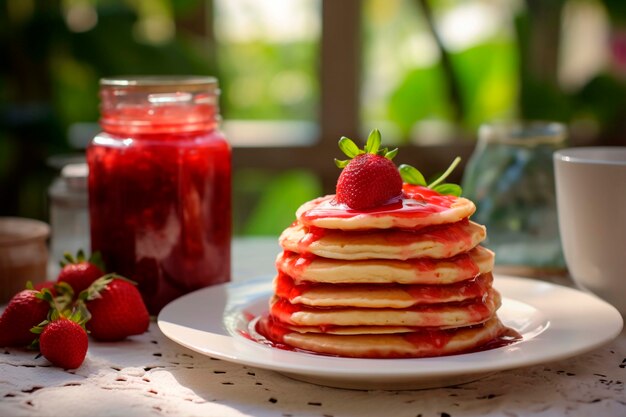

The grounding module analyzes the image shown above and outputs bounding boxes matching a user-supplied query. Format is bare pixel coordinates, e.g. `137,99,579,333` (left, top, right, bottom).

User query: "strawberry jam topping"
298,219,472,246
300,184,457,224
274,272,306,300
297,226,327,252
275,272,493,305
254,315,519,359
402,184,456,207
276,250,482,284
269,293,495,327
300,195,449,223
276,251,315,275
402,328,454,350
410,252,480,276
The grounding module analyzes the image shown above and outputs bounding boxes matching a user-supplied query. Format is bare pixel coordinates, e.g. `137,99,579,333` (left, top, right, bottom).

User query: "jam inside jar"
87,76,231,314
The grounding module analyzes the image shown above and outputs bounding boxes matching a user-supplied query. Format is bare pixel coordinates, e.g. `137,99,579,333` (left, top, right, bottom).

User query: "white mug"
554,147,626,315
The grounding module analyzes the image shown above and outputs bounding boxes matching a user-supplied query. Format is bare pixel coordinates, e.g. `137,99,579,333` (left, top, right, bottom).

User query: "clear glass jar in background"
461,122,567,275
87,76,231,313
48,163,90,275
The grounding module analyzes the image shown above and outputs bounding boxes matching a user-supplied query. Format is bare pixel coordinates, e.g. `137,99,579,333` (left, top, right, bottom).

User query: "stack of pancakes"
257,185,506,358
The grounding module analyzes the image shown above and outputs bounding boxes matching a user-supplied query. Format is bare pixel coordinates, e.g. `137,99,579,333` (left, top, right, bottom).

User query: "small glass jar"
87,76,231,313
48,163,90,271
461,122,567,274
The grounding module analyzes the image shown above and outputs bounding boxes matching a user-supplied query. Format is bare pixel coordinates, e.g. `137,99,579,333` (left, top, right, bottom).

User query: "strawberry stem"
427,156,461,189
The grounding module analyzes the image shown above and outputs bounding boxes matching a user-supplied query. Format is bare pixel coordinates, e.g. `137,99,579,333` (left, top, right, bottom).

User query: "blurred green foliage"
387,42,517,134
1,0,625,237
235,169,321,235
218,41,318,120
362,0,520,138
365,0,626,145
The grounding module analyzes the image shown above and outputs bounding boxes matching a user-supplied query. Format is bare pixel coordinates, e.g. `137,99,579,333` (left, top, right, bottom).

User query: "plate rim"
157,275,623,380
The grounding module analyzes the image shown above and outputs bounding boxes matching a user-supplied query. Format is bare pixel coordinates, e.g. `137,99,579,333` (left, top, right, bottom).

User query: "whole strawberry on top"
80,274,149,342
57,250,105,295
334,129,402,210
0,287,53,347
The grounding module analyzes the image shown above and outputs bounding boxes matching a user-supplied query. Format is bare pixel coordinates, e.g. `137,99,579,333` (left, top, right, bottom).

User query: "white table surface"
1,237,624,417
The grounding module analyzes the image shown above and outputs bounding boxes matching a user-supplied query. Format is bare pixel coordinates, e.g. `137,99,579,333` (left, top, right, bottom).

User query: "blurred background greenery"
1,0,625,236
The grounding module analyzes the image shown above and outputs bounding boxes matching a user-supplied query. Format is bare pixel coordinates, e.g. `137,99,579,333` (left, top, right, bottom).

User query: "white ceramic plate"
158,275,623,390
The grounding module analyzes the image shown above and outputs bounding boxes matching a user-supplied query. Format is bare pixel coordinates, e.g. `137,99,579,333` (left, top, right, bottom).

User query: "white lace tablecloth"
1,238,625,417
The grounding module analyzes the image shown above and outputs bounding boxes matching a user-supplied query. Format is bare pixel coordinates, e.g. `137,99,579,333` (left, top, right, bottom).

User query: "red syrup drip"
255,316,350,356
279,246,480,282
402,328,454,350
297,226,327,252
409,252,480,276
274,272,305,299
301,219,472,247
255,316,302,352
405,273,492,302
254,314,523,358
373,219,471,246
277,251,316,276
401,183,456,207
417,219,474,248
466,327,523,353
276,272,493,305
269,293,494,327
300,185,456,224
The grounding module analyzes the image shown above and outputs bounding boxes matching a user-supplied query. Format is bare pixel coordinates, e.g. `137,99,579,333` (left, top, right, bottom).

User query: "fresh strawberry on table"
32,309,89,369
80,274,150,342
0,288,53,347
334,129,403,210
57,250,105,295
33,281,57,294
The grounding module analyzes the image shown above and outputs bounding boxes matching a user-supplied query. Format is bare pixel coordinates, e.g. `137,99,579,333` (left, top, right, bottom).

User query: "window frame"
209,0,474,193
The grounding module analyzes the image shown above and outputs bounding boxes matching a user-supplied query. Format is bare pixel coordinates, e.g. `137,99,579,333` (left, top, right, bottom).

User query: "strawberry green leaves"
60,249,105,272
399,164,427,187
399,156,463,197
335,129,398,168
430,183,462,196
338,137,360,159
364,129,381,154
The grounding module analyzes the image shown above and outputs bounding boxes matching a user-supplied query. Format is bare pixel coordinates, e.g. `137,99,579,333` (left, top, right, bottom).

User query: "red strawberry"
0,289,52,347
33,281,57,294
39,318,88,369
334,129,402,210
83,275,150,341
57,250,105,295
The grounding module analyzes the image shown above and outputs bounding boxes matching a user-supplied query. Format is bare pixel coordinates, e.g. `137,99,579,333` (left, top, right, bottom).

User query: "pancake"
257,316,506,358
281,323,428,335
269,288,501,328
296,189,475,231
274,272,494,308
280,219,486,260
276,246,494,285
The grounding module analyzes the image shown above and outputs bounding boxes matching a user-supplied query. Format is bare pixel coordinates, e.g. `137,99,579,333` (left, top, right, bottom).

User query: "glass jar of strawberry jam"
87,76,231,313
